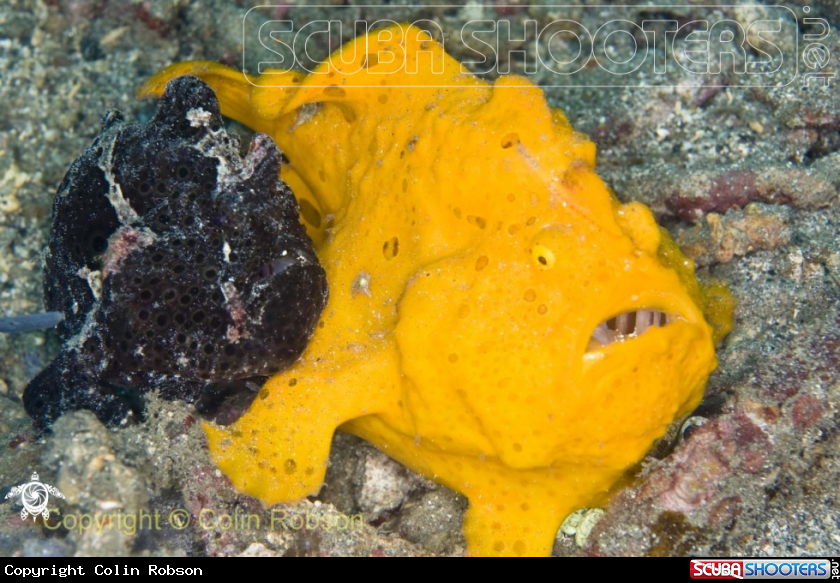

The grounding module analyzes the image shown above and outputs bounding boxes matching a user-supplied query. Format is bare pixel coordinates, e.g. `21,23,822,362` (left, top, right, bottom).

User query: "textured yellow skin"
140,25,722,556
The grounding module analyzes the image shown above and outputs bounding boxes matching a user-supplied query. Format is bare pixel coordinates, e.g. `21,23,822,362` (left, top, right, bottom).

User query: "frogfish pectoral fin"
203,341,402,505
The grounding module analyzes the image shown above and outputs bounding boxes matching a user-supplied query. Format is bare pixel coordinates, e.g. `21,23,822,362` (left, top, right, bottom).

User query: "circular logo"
169,509,191,530
20,482,50,518
4,472,65,521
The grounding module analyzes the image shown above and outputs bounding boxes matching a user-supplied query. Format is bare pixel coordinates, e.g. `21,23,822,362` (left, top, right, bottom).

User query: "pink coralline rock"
658,421,735,513
665,168,835,223
790,394,825,432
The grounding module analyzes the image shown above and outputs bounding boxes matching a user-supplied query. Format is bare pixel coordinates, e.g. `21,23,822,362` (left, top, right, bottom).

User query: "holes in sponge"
90,234,108,254
531,245,555,269
501,133,520,149
382,237,399,260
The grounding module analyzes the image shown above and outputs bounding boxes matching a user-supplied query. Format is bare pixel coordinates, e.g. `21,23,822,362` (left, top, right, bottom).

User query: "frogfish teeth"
140,24,731,556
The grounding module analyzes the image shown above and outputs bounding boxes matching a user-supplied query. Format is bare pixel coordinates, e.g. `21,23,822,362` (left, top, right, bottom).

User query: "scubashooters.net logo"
690,559,836,580
241,4,811,88
4,472,64,522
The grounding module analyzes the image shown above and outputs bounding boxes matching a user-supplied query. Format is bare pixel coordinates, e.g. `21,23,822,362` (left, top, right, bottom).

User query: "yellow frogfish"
140,24,732,556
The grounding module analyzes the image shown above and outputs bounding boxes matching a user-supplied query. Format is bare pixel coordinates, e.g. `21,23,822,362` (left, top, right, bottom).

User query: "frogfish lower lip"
586,309,679,352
